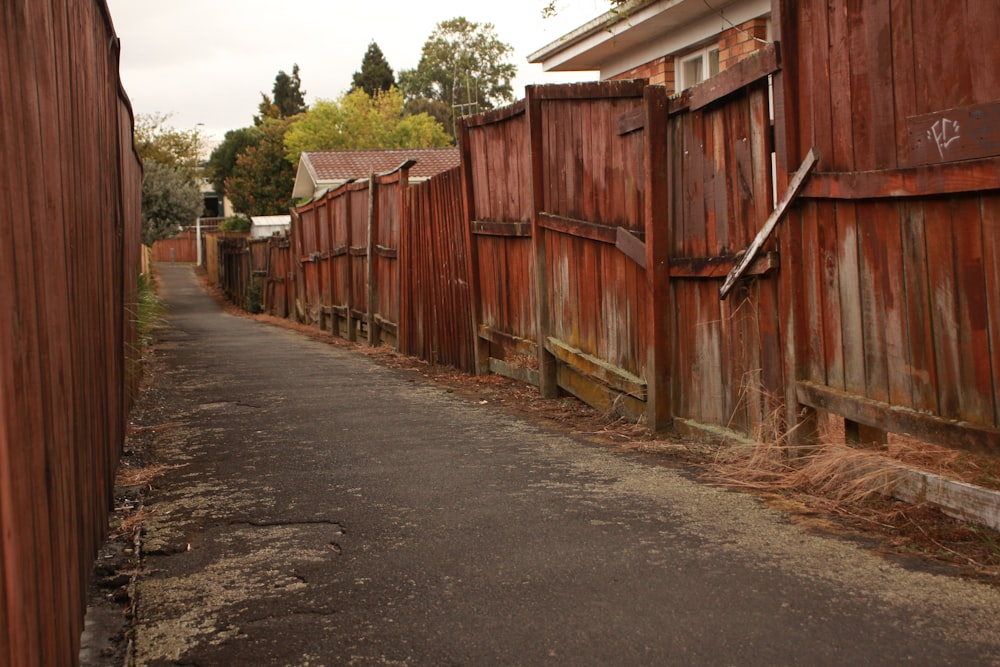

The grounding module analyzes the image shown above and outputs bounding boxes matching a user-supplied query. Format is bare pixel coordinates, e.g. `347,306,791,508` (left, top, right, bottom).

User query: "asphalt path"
130,263,1000,666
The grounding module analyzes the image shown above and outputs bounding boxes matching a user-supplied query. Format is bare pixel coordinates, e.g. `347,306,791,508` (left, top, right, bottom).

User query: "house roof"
292,148,461,199
529,0,769,79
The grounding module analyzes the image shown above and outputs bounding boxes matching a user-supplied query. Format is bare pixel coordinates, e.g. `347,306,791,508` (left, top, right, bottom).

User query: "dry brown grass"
116,463,181,489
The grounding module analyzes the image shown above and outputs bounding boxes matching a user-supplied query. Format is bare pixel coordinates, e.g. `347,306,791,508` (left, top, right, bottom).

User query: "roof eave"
528,0,662,69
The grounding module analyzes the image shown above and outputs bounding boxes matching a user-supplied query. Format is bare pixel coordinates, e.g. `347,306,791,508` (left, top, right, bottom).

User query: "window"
677,46,720,90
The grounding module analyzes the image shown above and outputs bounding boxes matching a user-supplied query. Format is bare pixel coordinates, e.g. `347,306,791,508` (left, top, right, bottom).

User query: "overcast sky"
104,0,606,148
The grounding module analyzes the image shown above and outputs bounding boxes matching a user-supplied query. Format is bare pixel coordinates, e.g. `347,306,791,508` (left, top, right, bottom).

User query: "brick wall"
611,55,675,91
608,16,769,93
719,18,769,70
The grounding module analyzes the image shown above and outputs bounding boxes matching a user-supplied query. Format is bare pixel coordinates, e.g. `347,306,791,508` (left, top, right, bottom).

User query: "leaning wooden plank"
546,336,648,401
796,381,1000,455
720,147,818,299
615,226,646,269
538,211,620,244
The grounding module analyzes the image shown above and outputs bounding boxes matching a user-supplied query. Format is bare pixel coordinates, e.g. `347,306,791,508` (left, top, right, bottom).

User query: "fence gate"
664,46,784,440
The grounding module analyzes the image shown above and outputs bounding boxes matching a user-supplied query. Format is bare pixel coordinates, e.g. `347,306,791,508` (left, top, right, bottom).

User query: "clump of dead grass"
708,437,966,505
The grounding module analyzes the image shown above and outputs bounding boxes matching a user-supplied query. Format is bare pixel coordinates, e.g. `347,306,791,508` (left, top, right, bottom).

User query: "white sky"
104,0,606,148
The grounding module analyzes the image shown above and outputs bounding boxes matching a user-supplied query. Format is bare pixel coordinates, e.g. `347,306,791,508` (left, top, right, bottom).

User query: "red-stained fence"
402,166,473,369
664,48,783,440
774,0,1000,453
528,82,654,417
287,161,473,369
1,1,143,664
459,102,538,383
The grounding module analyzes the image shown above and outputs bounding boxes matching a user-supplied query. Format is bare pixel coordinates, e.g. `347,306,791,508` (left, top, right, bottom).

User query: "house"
291,147,461,200
528,0,770,93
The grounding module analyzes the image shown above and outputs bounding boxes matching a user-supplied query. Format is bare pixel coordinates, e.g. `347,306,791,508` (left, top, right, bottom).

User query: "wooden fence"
458,102,536,383
232,1,1000,455
403,167,473,368
151,229,198,262
273,162,473,369
1,1,143,664
775,0,1000,453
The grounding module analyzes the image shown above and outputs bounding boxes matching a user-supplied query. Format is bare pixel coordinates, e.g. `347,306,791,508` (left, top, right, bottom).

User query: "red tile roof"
304,148,460,183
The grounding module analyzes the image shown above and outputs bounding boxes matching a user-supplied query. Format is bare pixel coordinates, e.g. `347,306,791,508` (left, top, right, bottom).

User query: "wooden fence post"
398,162,411,354
643,85,673,431
367,170,379,346
527,86,559,398
457,118,490,376
344,187,356,341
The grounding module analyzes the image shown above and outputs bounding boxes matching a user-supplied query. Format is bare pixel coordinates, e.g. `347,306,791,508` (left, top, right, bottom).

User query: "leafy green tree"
133,113,205,244
284,88,451,165
218,215,251,232
226,119,296,216
254,93,281,125
134,112,203,178
352,41,396,96
140,159,203,245
398,17,516,136
206,126,262,198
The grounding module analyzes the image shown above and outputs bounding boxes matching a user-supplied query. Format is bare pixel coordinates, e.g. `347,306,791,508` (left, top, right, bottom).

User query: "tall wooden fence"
527,83,653,417
663,49,783,440
775,0,1000,453
1,1,143,664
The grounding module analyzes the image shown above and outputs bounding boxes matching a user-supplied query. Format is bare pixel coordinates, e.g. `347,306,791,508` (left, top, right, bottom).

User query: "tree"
273,64,307,118
256,65,307,123
133,113,205,244
226,119,296,216
352,41,396,96
398,17,516,137
283,88,451,165
134,112,202,178
140,160,203,246
206,126,262,198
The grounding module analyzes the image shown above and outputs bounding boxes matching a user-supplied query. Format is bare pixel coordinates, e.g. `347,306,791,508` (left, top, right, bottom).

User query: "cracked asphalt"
130,263,1000,666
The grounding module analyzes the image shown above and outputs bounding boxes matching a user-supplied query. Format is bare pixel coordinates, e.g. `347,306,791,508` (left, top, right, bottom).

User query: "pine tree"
351,42,396,97
271,64,307,118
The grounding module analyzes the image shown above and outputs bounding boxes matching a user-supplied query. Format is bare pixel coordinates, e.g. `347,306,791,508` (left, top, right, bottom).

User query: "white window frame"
676,45,720,91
